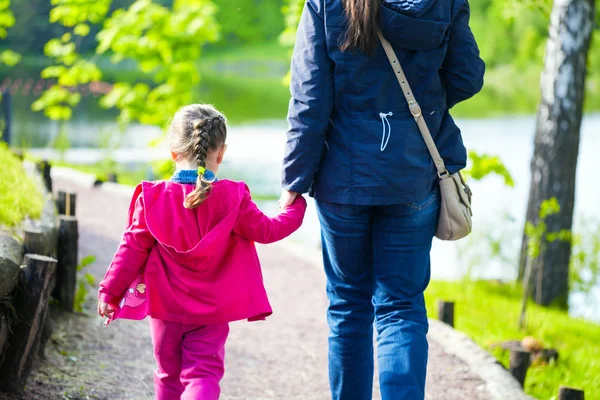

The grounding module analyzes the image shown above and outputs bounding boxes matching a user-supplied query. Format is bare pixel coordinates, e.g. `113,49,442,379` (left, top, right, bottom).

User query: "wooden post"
56,191,76,216
54,216,78,312
23,228,57,359
1,90,12,145
509,350,531,387
0,311,9,356
0,254,57,393
37,160,52,193
24,228,57,288
437,300,455,327
23,228,56,258
107,172,118,183
559,386,584,400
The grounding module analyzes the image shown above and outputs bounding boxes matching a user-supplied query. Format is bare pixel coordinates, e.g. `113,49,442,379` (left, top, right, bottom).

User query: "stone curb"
428,319,535,400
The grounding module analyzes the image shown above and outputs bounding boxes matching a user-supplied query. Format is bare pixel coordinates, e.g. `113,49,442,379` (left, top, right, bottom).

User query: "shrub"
0,143,44,227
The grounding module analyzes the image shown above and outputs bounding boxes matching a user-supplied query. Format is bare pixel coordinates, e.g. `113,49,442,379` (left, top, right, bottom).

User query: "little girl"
97,104,307,400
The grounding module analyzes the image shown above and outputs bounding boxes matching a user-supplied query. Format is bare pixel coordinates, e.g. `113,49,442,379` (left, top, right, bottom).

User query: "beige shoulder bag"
377,31,472,241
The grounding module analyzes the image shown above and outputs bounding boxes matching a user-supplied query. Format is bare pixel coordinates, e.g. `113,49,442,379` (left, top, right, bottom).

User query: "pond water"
7,89,600,322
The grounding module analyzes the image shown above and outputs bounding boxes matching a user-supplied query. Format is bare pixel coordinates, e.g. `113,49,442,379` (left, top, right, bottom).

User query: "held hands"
279,190,298,210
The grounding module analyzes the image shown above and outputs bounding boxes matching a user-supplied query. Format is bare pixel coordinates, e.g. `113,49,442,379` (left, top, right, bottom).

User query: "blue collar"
170,169,217,184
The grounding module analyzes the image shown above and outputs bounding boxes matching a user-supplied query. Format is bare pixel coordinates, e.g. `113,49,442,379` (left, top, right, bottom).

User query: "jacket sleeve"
233,187,307,244
282,1,334,194
440,0,485,109
98,193,156,306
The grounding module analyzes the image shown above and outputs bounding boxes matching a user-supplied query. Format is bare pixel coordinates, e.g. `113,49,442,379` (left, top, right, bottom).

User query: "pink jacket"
98,180,307,325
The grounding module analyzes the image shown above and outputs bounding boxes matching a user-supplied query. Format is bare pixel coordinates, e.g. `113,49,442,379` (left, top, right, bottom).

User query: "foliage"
31,0,109,121
197,69,290,124
279,0,303,48
519,198,572,327
463,150,514,187
27,0,220,129
96,0,219,128
524,198,571,260
570,219,600,295
425,280,600,399
0,0,16,39
277,0,600,114
0,0,21,67
456,211,519,281
74,255,96,313
51,124,72,160
213,0,284,44
0,143,44,227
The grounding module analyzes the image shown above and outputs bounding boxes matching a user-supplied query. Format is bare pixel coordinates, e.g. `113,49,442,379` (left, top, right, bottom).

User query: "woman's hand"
279,190,299,209
98,301,115,319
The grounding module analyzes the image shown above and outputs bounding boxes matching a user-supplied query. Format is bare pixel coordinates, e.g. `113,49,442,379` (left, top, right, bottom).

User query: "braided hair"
168,104,227,209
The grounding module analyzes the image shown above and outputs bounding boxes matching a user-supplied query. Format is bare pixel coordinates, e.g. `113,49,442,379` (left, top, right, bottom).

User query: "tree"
0,0,21,67
518,0,596,307
31,0,219,128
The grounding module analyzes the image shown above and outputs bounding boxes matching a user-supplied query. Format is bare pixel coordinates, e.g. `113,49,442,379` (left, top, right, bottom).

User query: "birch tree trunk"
518,0,595,307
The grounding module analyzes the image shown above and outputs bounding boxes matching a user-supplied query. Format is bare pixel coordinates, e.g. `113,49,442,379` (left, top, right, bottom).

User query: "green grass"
425,280,600,399
197,70,290,124
0,144,44,227
201,41,290,63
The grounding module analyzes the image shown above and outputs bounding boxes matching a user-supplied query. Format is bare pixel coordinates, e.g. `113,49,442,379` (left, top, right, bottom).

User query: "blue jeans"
316,190,439,400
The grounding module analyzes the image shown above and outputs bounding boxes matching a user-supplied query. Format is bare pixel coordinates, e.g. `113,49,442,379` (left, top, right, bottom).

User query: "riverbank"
426,280,600,399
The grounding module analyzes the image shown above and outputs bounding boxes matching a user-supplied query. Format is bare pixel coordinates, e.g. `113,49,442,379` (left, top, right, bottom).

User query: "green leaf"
67,92,81,106
44,39,76,59
539,198,561,219
547,229,572,243
85,273,95,286
74,281,87,313
0,49,21,66
45,105,73,121
525,221,536,237
61,32,72,43
78,255,96,270
464,151,515,187
74,23,90,37
41,65,67,79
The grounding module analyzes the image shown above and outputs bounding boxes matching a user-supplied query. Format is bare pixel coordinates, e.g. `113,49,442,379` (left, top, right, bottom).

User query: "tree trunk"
518,0,595,307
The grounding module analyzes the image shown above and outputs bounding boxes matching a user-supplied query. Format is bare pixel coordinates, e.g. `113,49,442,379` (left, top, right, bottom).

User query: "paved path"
7,179,494,400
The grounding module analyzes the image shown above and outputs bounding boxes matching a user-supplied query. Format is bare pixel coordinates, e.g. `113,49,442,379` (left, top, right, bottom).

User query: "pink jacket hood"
99,179,307,325
143,180,247,269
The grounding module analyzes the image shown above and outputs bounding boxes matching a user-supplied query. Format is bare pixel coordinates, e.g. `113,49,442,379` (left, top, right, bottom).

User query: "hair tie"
197,166,206,176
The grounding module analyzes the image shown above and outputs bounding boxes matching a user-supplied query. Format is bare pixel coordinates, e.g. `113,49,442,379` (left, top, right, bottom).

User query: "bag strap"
376,30,448,177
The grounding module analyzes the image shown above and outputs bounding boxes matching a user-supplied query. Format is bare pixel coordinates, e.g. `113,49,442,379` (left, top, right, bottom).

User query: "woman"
279,0,484,399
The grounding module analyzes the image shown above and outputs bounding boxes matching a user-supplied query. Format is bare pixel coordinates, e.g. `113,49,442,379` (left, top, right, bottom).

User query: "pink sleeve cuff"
98,291,119,306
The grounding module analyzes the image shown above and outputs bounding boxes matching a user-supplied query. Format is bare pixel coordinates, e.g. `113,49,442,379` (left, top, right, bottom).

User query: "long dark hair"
340,0,380,53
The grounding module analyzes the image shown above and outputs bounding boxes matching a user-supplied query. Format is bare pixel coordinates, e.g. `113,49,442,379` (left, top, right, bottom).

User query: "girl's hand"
98,301,115,319
279,190,298,210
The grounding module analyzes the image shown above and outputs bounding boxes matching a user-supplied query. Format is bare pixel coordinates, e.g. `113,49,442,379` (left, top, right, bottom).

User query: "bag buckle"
409,101,422,118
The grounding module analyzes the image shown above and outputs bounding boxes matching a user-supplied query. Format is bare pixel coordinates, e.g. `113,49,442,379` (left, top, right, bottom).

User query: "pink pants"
149,318,229,400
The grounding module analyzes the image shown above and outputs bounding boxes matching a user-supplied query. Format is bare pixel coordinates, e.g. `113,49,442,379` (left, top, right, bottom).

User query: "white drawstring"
379,111,393,151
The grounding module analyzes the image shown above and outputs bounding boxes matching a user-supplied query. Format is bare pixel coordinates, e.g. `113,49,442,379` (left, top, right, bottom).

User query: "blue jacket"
282,0,485,205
